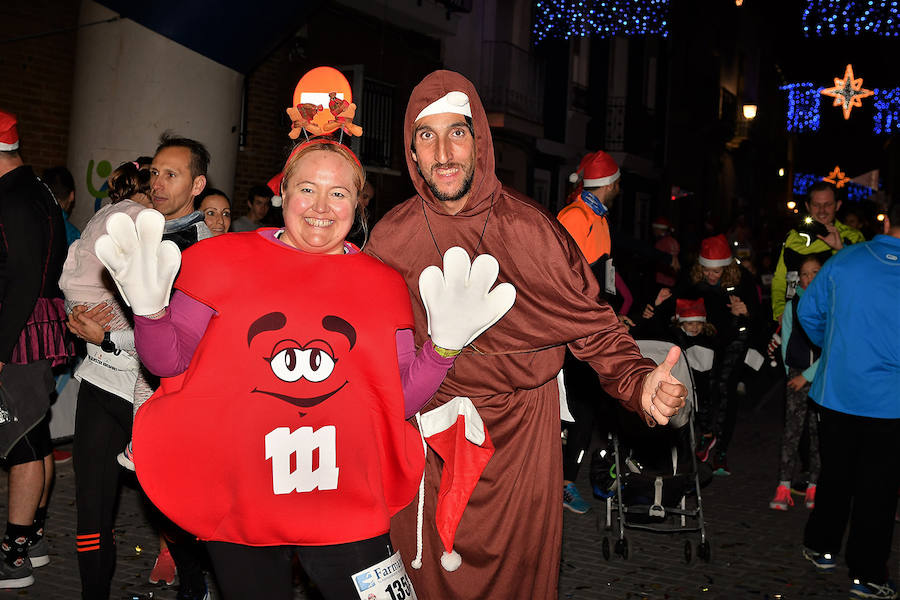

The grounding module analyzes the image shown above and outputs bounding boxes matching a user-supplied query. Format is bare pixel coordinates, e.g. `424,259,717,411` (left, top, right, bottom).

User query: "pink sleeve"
396,329,455,419
134,290,215,377
615,271,633,315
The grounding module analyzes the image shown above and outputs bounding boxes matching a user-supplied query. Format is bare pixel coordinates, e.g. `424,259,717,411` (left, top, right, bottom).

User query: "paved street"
1,388,896,599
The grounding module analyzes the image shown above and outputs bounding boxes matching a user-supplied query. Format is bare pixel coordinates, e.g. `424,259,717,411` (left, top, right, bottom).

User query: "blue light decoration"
532,0,670,43
780,83,823,133
793,172,877,202
802,1,900,37
873,87,900,134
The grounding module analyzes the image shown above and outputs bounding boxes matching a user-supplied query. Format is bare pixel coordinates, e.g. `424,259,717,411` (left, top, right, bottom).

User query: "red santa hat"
652,216,672,231
0,110,20,152
412,396,494,572
698,234,733,268
568,151,620,189
676,298,707,322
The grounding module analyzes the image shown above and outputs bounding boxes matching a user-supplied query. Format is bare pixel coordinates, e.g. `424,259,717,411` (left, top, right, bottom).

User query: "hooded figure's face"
411,112,477,214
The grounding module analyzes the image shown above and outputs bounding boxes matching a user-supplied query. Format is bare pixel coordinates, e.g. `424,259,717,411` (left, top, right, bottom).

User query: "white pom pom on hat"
440,550,462,572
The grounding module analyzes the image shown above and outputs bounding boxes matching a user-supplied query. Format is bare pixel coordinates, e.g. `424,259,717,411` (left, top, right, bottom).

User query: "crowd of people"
0,64,897,600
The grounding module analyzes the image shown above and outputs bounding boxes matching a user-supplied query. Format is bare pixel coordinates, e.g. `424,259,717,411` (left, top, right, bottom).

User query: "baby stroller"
592,339,712,564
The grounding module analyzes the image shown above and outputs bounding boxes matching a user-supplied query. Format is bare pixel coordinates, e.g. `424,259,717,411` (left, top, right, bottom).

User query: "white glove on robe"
418,246,516,351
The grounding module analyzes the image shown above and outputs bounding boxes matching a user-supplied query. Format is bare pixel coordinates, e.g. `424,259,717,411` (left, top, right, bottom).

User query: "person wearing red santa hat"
556,150,624,514
687,234,763,474
652,217,680,287
0,109,72,588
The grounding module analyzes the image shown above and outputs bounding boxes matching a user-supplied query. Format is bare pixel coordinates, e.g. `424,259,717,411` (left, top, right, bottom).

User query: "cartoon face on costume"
246,311,357,413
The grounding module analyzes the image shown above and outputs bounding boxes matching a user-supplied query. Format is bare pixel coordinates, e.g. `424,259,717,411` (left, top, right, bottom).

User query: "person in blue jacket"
798,203,900,600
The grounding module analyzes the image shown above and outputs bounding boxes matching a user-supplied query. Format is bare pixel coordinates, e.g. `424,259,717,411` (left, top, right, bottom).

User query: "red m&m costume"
133,232,425,546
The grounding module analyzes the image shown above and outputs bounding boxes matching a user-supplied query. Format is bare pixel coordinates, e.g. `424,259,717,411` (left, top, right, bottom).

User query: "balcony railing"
479,41,544,124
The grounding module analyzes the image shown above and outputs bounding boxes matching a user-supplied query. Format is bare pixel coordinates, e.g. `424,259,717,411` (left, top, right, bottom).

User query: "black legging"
73,380,132,600
207,533,395,600
73,381,206,599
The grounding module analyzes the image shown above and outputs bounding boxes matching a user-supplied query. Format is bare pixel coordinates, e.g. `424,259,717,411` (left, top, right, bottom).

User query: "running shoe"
769,484,794,511
563,483,591,514
117,442,135,471
696,435,717,463
149,547,176,585
26,537,49,568
0,555,34,589
801,546,837,573
850,579,898,599
712,450,730,476
805,484,816,510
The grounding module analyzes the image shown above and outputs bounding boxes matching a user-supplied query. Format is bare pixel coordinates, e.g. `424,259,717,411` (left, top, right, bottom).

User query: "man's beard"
418,163,475,204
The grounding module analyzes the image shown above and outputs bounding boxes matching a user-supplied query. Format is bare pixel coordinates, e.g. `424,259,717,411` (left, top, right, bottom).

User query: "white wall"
67,0,243,228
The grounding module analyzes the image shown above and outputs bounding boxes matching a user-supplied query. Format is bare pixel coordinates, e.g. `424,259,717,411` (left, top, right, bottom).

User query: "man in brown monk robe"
365,70,687,599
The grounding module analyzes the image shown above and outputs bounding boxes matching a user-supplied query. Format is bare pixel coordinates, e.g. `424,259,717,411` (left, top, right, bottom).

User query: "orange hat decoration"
286,66,363,139
270,67,365,207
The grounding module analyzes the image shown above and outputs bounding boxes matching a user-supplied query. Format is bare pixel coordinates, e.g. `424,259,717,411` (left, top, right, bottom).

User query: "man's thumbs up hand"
639,345,687,427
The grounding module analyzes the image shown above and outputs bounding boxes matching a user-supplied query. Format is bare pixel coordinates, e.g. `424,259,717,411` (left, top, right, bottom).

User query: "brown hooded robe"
365,70,655,599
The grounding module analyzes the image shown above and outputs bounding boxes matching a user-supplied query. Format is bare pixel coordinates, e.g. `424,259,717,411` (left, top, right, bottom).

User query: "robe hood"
404,71,501,217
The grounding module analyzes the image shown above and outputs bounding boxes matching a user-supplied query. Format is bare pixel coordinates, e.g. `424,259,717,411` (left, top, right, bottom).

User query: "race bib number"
605,260,616,295
351,551,418,600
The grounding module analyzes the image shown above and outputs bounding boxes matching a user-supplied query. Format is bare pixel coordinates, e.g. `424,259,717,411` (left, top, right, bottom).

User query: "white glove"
418,246,516,351
94,209,181,316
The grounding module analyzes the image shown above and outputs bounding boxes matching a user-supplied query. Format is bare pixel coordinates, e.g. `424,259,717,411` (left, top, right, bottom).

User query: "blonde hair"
690,261,741,288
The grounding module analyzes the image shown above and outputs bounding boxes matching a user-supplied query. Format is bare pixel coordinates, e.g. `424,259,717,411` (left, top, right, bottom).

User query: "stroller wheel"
602,537,611,561
615,537,630,560
683,540,692,564
698,539,712,563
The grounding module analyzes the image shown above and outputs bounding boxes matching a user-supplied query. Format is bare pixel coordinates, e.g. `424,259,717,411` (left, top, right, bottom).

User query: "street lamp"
787,201,796,210
742,104,758,120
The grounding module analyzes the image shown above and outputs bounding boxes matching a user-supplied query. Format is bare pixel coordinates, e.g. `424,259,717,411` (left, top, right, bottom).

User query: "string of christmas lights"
793,172,877,201
780,83,823,133
873,87,900,134
781,84,900,134
802,1,900,37
532,0,669,43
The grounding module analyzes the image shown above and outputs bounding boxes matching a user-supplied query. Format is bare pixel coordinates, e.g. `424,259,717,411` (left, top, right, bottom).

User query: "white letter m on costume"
264,426,339,495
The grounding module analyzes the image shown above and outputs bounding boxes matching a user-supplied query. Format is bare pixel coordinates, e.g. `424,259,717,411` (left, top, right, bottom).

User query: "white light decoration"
803,1,900,37
532,0,670,43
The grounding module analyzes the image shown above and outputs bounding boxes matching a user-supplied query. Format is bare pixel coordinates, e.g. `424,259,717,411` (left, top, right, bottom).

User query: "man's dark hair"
195,187,232,210
888,204,900,229
155,132,210,179
807,181,838,201
0,149,19,159
249,185,272,202
42,166,75,201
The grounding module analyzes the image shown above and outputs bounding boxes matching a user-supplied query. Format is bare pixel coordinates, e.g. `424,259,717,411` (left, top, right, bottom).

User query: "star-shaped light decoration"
820,64,874,120
822,166,850,188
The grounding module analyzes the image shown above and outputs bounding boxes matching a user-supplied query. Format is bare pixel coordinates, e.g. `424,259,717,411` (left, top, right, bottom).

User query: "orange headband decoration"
286,66,363,139
269,67,365,206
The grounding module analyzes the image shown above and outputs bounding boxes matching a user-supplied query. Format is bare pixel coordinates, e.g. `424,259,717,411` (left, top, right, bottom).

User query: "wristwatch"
100,331,116,353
